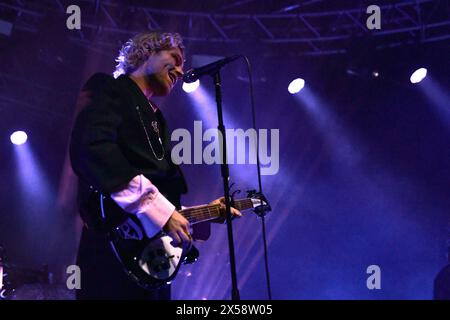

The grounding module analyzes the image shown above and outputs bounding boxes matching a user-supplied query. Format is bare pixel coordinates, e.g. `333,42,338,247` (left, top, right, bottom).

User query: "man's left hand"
209,196,242,223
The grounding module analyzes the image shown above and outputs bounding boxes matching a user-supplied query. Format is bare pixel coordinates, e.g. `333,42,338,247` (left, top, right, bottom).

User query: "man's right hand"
163,210,192,249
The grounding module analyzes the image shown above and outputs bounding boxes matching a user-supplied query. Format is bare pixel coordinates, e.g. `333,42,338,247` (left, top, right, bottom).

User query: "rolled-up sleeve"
111,174,175,238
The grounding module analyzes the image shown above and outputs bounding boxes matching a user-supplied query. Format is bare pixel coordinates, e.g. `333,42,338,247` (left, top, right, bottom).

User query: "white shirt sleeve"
110,174,176,238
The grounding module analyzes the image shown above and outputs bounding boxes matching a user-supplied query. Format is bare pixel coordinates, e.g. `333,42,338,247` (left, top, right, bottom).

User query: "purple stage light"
410,68,427,84
182,79,200,93
10,131,28,145
288,78,305,94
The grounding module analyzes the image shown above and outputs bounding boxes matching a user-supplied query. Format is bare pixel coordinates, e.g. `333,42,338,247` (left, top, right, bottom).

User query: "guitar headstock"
247,190,272,217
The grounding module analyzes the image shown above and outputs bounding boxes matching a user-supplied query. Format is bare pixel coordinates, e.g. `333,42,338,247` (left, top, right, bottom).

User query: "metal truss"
0,1,448,124
0,0,449,56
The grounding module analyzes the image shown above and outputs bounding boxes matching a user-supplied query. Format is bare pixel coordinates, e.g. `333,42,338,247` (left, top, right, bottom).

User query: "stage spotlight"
410,68,427,84
10,131,28,145
182,80,200,93
288,78,305,94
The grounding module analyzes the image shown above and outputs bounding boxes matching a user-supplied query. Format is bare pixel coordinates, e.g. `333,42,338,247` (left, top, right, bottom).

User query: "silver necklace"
136,105,165,161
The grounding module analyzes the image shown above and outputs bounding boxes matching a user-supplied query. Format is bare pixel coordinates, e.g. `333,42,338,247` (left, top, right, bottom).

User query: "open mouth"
168,73,176,86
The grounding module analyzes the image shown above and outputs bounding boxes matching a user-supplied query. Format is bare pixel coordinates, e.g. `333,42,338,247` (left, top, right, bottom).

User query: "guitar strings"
182,199,253,223
183,200,251,219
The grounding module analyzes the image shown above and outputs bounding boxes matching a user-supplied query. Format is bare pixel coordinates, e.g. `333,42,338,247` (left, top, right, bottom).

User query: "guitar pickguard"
138,236,182,280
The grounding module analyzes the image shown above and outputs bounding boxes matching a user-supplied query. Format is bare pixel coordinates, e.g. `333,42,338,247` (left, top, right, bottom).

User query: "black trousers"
75,226,171,300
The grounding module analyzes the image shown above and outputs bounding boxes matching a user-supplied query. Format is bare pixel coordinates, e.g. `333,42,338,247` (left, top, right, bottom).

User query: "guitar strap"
77,181,128,234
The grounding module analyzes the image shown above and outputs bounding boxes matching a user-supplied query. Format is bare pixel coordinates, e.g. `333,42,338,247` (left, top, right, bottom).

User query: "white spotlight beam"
10,131,28,145
410,68,427,84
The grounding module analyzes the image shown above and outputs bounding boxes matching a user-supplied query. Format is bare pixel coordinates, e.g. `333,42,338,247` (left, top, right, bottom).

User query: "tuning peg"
247,189,257,197
228,182,241,201
231,189,241,199
247,191,272,217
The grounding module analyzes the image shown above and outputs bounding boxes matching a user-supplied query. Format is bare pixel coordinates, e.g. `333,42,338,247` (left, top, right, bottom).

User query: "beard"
145,69,172,96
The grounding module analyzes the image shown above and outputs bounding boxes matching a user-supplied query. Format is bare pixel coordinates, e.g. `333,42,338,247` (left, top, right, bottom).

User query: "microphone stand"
213,71,240,300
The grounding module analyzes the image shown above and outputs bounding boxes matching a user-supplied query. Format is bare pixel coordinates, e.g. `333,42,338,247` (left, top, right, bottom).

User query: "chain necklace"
136,104,165,161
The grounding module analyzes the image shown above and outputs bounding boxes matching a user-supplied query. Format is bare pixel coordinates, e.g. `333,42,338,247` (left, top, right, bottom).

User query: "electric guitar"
92,191,271,290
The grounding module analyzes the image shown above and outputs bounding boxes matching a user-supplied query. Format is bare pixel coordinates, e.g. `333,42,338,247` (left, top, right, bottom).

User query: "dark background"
0,0,449,299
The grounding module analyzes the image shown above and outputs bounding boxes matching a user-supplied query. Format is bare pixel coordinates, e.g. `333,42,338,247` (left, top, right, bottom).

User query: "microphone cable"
241,55,273,300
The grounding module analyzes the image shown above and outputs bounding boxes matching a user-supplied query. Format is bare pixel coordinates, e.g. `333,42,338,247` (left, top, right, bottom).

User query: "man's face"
142,46,184,96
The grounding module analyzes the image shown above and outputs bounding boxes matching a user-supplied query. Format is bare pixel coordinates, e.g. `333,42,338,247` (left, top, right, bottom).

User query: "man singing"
70,31,240,300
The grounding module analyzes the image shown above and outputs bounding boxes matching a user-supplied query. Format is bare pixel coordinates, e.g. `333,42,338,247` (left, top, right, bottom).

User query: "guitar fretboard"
180,198,253,224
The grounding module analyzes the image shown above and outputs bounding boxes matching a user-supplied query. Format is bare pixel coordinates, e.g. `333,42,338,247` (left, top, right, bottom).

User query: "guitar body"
110,227,187,289
95,193,199,290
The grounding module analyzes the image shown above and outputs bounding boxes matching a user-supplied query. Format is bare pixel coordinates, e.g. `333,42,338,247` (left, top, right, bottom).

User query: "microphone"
183,55,241,83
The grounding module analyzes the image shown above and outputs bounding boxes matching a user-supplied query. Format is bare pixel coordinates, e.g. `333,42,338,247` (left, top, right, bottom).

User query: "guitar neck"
180,198,254,225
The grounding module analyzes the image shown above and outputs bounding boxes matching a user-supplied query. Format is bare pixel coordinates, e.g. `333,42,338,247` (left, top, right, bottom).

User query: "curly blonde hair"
113,31,184,78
